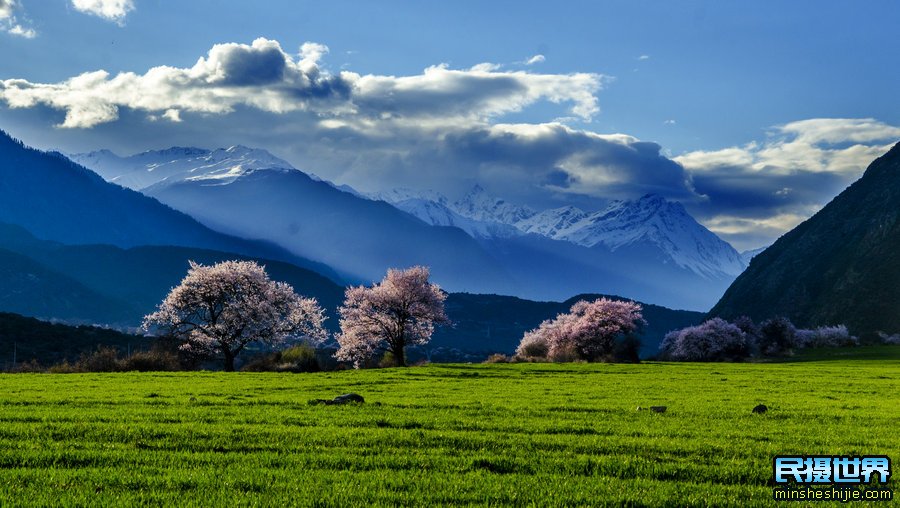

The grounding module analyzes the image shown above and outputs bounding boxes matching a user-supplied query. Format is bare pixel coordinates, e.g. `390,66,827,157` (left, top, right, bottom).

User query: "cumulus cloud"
71,0,134,24
0,37,604,130
525,54,545,65
676,118,900,249
0,0,36,38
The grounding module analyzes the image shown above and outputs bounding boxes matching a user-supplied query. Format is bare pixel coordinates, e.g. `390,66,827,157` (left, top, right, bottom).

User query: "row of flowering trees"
143,261,448,370
143,260,650,370
142,259,861,370
658,316,858,362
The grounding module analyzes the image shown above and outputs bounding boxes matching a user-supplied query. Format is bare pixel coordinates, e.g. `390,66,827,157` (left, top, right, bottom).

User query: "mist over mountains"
73,144,749,309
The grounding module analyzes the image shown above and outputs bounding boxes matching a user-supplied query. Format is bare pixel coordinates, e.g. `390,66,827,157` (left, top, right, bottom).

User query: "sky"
1,0,899,250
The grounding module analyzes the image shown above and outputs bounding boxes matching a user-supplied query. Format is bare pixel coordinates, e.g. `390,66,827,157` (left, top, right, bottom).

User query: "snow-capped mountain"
523,195,745,278
516,206,589,238
70,146,295,190
453,185,537,224
373,189,521,239
378,187,746,278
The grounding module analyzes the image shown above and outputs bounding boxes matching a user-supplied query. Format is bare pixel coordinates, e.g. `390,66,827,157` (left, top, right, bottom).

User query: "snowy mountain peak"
373,187,521,239
547,195,744,277
72,145,298,191
137,146,210,158
375,187,449,206
515,206,588,238
453,185,536,224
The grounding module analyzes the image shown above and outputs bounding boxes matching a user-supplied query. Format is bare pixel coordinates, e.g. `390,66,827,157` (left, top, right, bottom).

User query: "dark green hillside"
0,248,137,324
710,142,900,335
0,312,145,367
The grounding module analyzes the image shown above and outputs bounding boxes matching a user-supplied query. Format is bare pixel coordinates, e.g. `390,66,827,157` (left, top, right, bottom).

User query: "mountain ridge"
710,141,900,335
0,131,342,282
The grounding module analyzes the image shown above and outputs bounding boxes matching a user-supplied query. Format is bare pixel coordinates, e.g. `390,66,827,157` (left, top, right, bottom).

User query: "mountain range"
0,133,338,280
376,186,746,279
9,127,900,360
73,144,749,309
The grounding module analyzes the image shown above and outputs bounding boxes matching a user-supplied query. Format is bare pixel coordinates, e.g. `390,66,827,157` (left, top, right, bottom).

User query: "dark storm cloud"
214,42,288,86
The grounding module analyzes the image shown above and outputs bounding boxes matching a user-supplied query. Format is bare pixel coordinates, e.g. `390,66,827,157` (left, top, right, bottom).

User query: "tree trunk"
223,351,235,372
394,345,406,367
395,321,407,367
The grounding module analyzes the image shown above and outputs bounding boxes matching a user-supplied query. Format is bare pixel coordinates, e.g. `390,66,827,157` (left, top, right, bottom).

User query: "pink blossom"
143,260,326,371
517,298,644,361
335,266,448,367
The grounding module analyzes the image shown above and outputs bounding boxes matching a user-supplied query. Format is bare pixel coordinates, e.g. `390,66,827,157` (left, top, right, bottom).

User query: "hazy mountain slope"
147,170,518,294
478,233,734,310
0,223,345,328
0,248,137,324
710,142,900,335
74,142,738,307
0,132,339,281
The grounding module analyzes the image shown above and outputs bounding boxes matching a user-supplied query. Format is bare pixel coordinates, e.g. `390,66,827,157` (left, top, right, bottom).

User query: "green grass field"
0,347,897,506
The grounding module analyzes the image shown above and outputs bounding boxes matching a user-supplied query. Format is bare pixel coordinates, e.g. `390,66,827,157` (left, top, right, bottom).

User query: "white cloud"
0,0,14,19
0,37,606,129
525,54,545,65
638,55,650,61
703,212,813,239
8,23,34,38
676,119,898,175
71,0,134,24
0,0,36,38
675,118,900,249
778,118,900,145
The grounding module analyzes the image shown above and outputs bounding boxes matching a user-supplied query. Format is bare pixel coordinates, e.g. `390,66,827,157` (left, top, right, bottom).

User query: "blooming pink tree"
335,266,449,367
659,318,749,361
517,298,644,362
143,260,326,371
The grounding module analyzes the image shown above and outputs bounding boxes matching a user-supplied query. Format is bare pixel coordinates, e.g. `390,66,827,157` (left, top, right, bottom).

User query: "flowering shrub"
516,298,644,362
515,328,551,359
659,318,749,361
795,325,857,348
758,317,797,356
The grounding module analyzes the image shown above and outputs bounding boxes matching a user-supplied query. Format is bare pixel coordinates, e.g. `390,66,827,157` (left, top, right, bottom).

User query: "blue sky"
1,0,899,249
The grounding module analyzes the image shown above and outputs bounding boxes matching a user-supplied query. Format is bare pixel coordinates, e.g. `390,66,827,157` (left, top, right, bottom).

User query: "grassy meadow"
0,347,897,506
